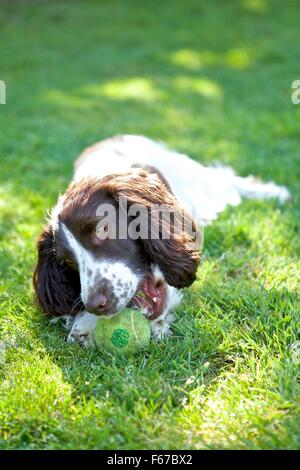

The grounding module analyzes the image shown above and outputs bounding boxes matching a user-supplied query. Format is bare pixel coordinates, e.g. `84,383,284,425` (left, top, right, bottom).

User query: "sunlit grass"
243,0,267,13
170,47,252,70
92,78,161,101
44,78,161,107
0,0,299,450
173,76,223,99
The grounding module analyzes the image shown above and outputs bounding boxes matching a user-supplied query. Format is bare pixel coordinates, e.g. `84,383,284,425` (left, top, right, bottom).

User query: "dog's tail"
233,175,291,204
190,165,291,227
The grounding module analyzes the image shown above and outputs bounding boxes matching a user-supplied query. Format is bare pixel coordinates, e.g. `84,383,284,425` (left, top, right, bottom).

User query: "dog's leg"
150,285,182,340
67,310,98,346
150,311,175,340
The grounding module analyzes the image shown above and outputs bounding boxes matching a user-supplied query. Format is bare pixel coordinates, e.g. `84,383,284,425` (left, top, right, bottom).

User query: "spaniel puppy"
33,135,290,345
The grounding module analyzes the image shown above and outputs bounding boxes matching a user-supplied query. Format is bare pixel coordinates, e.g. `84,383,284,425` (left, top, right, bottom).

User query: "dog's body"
33,135,290,345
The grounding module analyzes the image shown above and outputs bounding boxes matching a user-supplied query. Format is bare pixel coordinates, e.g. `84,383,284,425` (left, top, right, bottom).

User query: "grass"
0,0,300,450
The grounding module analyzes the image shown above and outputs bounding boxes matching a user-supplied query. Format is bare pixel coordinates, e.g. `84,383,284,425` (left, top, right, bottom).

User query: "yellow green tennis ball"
93,308,151,354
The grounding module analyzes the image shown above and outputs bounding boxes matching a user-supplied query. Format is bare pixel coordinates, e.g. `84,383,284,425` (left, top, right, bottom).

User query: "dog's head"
33,170,201,318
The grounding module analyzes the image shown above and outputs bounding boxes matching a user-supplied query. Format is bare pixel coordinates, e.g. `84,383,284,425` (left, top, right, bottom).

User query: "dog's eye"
64,256,76,269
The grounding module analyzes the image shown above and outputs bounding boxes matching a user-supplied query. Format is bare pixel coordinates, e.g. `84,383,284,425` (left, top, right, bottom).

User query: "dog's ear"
33,225,82,317
103,170,201,288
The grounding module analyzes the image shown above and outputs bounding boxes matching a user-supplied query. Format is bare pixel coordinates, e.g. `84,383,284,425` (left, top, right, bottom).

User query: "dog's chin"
130,273,167,320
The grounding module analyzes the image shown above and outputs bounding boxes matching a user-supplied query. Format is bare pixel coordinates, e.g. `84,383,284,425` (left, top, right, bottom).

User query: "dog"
33,135,290,345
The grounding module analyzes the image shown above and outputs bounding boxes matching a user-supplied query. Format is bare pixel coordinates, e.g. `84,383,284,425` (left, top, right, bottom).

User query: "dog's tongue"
131,275,166,320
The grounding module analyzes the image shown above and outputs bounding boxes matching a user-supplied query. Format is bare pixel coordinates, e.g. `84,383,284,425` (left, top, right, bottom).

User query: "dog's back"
74,135,291,226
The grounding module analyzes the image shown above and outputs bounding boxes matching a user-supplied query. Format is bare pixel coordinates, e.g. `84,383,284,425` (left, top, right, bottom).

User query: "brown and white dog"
33,135,290,345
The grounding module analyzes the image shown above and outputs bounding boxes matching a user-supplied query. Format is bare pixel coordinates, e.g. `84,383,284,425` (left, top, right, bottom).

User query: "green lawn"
0,0,300,450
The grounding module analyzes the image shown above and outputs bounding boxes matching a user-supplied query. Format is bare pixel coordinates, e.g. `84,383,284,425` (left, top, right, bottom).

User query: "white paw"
150,313,175,340
67,329,94,347
67,311,98,347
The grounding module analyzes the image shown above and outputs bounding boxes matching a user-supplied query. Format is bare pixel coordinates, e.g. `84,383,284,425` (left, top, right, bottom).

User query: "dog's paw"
67,329,94,347
150,313,175,340
67,311,98,347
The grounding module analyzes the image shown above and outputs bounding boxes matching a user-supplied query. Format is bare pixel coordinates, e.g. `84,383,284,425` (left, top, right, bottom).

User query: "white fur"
75,135,290,227
67,310,98,346
48,194,65,231
61,223,140,309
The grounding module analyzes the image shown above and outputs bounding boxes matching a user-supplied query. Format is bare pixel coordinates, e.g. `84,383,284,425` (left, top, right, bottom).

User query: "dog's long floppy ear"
102,170,201,288
33,225,82,317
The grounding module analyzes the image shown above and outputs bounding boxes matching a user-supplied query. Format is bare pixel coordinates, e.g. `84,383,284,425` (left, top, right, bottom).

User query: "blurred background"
1,0,300,196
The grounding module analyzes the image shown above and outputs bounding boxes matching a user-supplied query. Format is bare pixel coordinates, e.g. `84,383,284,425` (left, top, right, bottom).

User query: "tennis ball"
93,308,151,354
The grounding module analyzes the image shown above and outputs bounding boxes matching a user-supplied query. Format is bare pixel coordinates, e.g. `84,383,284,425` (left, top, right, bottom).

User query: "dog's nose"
86,294,107,314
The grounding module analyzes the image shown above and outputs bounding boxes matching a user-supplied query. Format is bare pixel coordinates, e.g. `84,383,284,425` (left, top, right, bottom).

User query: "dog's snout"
86,294,107,314
82,264,140,316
